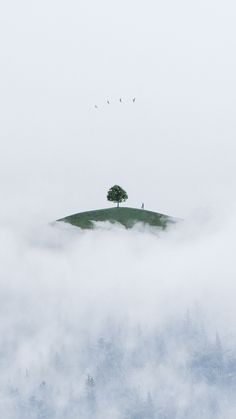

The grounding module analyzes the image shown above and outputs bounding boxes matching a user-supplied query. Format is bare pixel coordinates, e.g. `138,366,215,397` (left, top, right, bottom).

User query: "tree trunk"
117,202,119,207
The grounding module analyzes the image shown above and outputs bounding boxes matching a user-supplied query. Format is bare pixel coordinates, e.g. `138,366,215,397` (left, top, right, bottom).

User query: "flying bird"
119,98,122,103
94,105,98,109
133,97,136,103
107,100,110,104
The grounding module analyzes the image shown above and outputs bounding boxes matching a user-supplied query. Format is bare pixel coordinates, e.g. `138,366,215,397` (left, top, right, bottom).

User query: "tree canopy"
107,185,128,207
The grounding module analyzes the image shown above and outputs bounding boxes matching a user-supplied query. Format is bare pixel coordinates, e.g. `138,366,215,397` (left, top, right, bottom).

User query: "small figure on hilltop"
107,185,128,207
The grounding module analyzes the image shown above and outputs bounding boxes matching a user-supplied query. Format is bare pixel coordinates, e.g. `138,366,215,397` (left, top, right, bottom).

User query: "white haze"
1,0,236,417
1,218,236,418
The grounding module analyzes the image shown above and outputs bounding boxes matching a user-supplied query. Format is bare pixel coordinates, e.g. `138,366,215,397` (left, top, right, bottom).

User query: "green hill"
57,207,175,230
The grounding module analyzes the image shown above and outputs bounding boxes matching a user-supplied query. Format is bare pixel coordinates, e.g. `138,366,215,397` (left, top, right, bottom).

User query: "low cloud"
0,215,236,418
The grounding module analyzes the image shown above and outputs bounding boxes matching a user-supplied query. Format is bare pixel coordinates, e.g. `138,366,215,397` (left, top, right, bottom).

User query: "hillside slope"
57,207,175,230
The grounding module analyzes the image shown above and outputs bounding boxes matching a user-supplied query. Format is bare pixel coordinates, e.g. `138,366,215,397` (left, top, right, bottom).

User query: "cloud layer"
0,217,236,418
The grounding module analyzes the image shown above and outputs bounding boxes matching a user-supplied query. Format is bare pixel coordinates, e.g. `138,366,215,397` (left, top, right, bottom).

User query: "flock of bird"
94,97,136,109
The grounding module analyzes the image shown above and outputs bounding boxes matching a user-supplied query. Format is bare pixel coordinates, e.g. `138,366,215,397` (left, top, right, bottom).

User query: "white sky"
1,0,236,221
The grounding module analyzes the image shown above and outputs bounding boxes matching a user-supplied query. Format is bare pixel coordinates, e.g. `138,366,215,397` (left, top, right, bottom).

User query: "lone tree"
107,185,128,207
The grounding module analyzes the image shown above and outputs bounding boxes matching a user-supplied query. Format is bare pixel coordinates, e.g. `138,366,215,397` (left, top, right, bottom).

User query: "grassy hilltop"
57,207,175,230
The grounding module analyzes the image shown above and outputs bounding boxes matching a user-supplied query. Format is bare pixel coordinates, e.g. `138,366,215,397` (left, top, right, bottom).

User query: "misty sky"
1,0,236,222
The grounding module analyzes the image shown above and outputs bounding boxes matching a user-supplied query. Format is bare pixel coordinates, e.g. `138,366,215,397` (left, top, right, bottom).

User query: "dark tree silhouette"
107,185,128,207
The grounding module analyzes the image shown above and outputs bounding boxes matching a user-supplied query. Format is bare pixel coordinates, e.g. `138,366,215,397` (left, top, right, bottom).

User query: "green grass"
57,207,175,230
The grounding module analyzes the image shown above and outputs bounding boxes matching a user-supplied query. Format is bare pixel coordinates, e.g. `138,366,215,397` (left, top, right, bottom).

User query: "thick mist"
1,217,236,418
